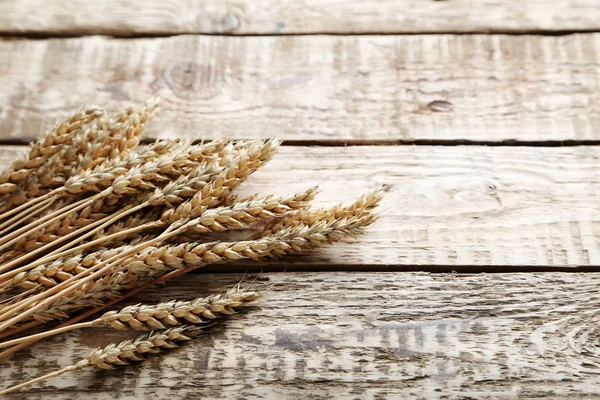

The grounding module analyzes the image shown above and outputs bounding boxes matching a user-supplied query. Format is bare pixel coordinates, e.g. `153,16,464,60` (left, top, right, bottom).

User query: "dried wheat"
0,286,259,350
0,99,386,393
94,287,259,330
2,186,315,294
0,186,370,327
261,184,388,235
26,210,374,324
0,326,202,395
0,105,104,203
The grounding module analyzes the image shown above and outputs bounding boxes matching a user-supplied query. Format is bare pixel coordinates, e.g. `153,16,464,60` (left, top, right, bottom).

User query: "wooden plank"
1,34,600,143
1,1,599,35
3,272,600,398
0,144,598,270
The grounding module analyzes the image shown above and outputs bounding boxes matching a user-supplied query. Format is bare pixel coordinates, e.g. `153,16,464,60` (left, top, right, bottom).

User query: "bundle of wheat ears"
0,99,386,395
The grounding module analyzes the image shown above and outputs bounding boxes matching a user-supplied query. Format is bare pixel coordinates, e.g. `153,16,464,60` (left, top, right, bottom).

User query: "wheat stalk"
44,209,380,327
0,185,373,328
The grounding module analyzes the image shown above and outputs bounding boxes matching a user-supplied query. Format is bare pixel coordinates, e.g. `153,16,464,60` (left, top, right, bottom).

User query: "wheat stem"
0,364,83,395
1,185,314,296
0,210,123,276
0,187,64,223
0,319,42,342
0,192,102,254
0,186,309,326
0,141,280,310
0,197,55,236
0,322,91,349
0,224,183,329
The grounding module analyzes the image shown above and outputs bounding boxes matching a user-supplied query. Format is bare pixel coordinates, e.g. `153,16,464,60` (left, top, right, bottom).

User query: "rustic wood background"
1,1,600,398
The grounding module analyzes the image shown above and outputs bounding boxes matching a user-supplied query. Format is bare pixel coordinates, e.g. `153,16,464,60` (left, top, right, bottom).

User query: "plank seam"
1,30,600,40
1,139,600,148
196,265,600,273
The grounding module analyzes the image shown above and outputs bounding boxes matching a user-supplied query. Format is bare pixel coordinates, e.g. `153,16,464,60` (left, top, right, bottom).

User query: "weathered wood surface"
0,144,598,270
2,34,600,143
3,272,600,398
1,0,599,36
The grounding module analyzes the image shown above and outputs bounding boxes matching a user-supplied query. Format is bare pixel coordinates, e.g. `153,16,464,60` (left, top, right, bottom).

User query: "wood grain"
3,272,600,398
1,34,599,143
0,144,598,270
0,1,599,35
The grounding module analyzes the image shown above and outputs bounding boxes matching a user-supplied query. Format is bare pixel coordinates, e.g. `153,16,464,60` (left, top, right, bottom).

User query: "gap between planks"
3,30,600,40
3,138,600,148
1,0,600,37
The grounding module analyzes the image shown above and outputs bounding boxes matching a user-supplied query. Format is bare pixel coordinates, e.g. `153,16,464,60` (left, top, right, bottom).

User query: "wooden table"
1,1,600,398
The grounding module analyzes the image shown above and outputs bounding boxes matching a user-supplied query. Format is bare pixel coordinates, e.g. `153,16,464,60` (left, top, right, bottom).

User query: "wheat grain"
1,185,368,326
0,141,233,267
12,161,222,253
10,99,156,206
0,139,257,255
0,140,183,252
262,214,378,258
161,139,281,225
2,144,282,274
77,98,158,172
15,234,268,323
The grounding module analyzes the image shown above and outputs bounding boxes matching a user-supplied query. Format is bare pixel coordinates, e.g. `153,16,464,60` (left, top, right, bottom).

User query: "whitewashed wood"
0,0,599,35
3,272,600,398
0,144,598,270
1,34,600,142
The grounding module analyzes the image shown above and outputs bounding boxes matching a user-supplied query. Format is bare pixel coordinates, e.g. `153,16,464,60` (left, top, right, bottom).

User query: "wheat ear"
1,203,356,331
75,98,158,173
0,138,177,233
109,203,383,315
0,287,259,349
261,184,389,236
0,105,105,214
10,98,156,207
0,326,203,395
